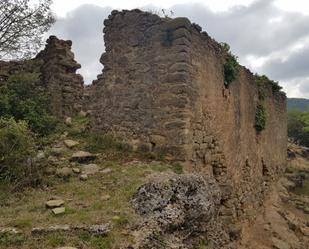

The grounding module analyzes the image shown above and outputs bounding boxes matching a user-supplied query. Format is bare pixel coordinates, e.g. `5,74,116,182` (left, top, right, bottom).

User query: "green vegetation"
255,104,267,132
254,74,282,95
0,117,40,185
253,73,283,133
288,109,309,147
0,72,58,136
222,43,240,87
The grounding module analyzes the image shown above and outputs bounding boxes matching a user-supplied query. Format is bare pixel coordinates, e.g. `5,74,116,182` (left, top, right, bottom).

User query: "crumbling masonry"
0,9,287,247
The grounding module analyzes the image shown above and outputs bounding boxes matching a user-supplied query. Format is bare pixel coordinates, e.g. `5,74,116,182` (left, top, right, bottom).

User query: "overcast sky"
48,0,309,98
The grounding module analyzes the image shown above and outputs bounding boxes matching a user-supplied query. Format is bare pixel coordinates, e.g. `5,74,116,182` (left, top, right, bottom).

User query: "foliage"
221,43,240,87
0,0,55,59
255,104,266,132
0,117,40,185
0,72,58,136
288,110,309,147
254,73,283,95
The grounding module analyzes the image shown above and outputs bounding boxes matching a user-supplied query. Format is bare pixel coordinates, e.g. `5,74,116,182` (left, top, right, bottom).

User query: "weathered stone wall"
0,36,84,119
36,36,84,118
88,9,287,229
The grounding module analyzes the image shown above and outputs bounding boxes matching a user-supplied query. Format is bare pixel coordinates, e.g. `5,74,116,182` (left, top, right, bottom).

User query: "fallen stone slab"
46,199,65,208
52,207,66,215
64,139,79,148
32,223,111,235
70,151,96,163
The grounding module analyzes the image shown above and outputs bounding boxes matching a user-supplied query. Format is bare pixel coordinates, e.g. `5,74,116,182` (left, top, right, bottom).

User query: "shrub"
0,117,41,185
0,72,58,136
222,43,240,87
255,104,266,132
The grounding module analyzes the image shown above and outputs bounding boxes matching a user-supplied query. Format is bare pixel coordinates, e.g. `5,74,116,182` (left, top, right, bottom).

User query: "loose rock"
52,207,66,215
80,174,88,181
46,200,64,208
80,164,100,175
63,139,79,148
56,167,72,178
70,151,96,163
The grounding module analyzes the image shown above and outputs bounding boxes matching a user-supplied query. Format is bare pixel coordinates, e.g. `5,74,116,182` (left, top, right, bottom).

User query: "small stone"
52,207,66,215
64,139,79,148
70,151,96,163
303,207,309,214
36,151,45,160
46,199,64,208
65,117,72,125
81,164,100,175
80,174,88,181
101,168,112,174
56,167,72,178
72,168,81,174
101,194,111,201
112,215,120,221
79,110,87,117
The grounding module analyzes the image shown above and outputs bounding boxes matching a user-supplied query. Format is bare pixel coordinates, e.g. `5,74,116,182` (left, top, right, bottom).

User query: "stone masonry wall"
36,36,84,118
88,9,287,229
0,36,84,119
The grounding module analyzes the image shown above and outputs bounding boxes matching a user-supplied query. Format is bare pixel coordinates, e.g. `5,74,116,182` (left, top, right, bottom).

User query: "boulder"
131,173,222,248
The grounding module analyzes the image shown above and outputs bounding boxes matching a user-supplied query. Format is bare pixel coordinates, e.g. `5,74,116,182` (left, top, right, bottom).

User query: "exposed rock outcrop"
131,173,230,248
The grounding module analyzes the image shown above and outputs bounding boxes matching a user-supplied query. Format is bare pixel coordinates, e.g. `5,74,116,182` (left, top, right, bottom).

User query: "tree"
0,0,55,60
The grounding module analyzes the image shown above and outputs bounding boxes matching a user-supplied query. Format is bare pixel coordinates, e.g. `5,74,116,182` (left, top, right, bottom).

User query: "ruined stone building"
88,9,287,225
0,9,287,247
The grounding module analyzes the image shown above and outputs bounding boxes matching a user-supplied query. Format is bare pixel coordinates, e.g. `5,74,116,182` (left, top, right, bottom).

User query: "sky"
48,0,309,98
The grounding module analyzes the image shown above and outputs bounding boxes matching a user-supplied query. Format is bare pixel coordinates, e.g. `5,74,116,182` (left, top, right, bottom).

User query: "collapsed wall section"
89,9,287,228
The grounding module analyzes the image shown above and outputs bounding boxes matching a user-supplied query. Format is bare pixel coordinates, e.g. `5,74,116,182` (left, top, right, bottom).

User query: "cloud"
258,45,309,80
49,4,112,84
170,0,309,57
48,0,309,98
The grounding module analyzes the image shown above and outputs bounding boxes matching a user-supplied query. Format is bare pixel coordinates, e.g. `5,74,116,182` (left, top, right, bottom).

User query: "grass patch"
13,218,32,228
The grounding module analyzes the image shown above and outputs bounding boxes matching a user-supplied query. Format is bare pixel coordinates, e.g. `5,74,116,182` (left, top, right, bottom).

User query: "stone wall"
36,36,84,118
0,36,84,119
88,9,287,229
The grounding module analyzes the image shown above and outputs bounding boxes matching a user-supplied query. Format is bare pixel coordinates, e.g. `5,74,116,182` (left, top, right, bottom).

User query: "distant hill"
287,98,309,112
